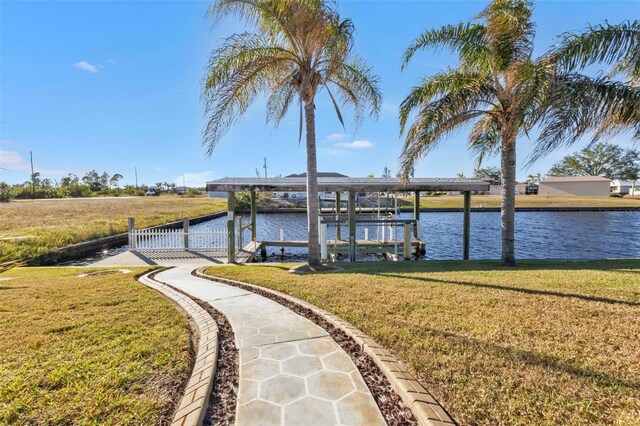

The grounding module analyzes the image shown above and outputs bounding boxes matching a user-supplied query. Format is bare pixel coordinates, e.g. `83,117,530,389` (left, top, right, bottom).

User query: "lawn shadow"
417,325,640,390
375,273,640,307
0,286,27,291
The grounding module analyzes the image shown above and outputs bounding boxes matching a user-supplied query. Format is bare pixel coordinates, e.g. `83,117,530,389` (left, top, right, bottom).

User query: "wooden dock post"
227,191,236,263
128,217,135,249
463,191,471,260
250,190,257,242
403,224,411,260
183,218,189,250
335,191,341,241
413,191,420,239
348,191,356,262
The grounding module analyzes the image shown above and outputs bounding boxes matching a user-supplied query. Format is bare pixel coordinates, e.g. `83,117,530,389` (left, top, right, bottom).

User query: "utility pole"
263,157,268,178
134,167,138,189
30,151,35,198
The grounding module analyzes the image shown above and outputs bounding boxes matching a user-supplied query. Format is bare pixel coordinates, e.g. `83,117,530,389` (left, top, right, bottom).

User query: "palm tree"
398,0,639,265
202,0,381,267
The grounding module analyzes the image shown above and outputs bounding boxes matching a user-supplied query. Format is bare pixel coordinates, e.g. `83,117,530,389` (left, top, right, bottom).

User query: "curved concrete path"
156,267,386,426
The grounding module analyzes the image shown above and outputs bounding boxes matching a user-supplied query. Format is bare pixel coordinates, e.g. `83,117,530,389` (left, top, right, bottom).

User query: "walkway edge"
194,268,456,426
139,269,219,426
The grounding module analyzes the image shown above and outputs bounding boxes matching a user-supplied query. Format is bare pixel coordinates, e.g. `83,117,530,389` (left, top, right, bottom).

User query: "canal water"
190,210,640,260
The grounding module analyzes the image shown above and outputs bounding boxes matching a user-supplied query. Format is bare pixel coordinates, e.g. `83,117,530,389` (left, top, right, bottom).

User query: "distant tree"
367,173,375,178
456,172,466,179
100,172,109,189
527,172,542,184
548,142,640,179
60,173,79,187
473,166,501,182
109,173,123,188
382,167,392,178
82,170,103,191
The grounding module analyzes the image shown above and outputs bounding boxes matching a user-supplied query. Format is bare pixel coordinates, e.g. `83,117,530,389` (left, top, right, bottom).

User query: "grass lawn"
401,194,640,209
0,267,191,425
0,195,226,261
204,260,640,426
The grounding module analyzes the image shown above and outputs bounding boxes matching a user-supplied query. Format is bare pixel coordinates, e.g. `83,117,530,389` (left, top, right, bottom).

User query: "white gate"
129,228,228,251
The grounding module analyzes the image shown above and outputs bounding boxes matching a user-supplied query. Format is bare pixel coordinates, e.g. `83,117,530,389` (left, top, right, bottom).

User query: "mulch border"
193,268,456,426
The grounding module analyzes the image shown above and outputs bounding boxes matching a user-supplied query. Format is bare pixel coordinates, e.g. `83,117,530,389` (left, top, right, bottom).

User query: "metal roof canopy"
206,177,490,192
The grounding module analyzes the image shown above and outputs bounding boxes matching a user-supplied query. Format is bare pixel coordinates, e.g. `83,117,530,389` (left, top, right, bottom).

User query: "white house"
611,180,639,195
538,176,611,197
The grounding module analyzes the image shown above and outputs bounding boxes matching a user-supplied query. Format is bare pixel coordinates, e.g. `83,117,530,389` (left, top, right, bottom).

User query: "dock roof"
206,177,490,192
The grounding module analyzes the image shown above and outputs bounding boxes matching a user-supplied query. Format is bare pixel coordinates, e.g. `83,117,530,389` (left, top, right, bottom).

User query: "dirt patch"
78,269,131,277
194,270,417,426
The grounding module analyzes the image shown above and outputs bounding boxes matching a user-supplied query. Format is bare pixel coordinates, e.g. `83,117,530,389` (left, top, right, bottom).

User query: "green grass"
0,196,226,262
204,260,640,426
0,267,191,425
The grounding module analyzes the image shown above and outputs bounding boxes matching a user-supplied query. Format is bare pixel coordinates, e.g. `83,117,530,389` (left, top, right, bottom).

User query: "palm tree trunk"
304,101,321,267
500,135,517,266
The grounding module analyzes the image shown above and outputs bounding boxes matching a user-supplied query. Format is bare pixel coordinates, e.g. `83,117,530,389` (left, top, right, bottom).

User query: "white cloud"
333,140,374,149
73,61,98,73
325,132,349,142
174,171,215,187
0,150,68,176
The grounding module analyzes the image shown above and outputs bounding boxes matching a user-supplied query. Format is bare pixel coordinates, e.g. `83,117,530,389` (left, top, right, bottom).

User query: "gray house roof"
206,177,489,192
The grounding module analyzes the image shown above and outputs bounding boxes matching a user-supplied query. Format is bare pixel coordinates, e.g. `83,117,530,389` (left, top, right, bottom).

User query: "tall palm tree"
202,0,381,268
399,0,639,265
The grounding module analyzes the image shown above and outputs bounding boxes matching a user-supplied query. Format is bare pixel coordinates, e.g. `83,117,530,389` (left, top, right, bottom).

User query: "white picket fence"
129,228,228,251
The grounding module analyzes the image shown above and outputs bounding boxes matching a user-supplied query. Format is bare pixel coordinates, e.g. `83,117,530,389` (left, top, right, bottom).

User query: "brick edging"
194,268,456,426
139,269,219,426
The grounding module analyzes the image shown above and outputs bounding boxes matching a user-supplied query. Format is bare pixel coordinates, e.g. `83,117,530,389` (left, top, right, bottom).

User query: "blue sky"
1,0,638,187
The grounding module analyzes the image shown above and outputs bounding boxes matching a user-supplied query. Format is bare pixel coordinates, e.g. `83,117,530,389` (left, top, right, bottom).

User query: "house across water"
537,176,612,197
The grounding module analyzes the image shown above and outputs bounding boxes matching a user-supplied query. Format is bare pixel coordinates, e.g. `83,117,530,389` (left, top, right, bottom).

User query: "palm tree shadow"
419,326,640,390
376,273,640,307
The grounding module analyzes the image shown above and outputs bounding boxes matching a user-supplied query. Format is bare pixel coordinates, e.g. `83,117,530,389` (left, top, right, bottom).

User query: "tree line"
0,170,195,201
463,142,640,184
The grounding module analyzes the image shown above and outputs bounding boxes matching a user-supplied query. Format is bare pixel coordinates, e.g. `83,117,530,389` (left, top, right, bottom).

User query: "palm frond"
266,75,298,126
399,81,497,178
399,69,497,135
402,23,491,71
201,32,296,155
468,114,501,166
326,57,382,127
531,75,640,162
480,0,535,68
547,20,640,79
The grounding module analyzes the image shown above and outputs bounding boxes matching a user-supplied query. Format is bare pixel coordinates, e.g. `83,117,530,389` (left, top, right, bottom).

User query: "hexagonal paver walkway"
156,267,385,426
